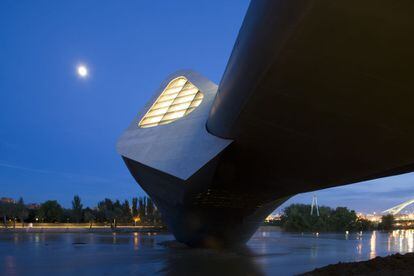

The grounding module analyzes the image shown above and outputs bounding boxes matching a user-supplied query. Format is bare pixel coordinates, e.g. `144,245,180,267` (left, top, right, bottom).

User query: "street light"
133,216,141,226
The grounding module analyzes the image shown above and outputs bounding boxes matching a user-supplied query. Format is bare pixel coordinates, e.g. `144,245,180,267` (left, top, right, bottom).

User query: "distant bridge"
383,199,414,215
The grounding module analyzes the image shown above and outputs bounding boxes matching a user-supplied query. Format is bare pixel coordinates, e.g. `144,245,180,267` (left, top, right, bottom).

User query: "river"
1,227,413,275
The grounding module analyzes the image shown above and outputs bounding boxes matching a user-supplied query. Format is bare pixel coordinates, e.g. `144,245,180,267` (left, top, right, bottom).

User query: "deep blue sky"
1,1,413,212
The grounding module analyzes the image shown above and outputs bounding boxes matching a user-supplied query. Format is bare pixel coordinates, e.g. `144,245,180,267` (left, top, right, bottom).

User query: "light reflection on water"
386,229,414,254
0,229,414,275
133,232,139,251
369,230,376,259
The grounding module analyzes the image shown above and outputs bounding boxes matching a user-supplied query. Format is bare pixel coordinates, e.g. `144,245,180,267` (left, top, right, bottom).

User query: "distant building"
0,197,15,204
265,214,282,222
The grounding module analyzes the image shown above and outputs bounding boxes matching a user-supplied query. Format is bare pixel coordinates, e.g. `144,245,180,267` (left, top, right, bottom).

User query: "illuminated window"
138,77,204,128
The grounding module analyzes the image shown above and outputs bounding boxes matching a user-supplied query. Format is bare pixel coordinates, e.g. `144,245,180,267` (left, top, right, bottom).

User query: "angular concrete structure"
117,0,414,247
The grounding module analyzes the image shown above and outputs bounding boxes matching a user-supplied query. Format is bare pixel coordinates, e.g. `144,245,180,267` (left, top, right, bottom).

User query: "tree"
105,209,116,228
132,198,138,218
138,197,146,222
328,207,357,231
98,198,114,227
113,200,123,228
27,207,39,223
122,200,132,223
281,204,326,232
9,202,18,228
379,214,395,230
146,198,154,224
153,205,163,225
62,209,73,223
0,203,12,228
355,217,374,231
84,208,96,229
16,198,28,227
97,198,123,229
71,195,83,223
38,200,63,222
281,204,359,232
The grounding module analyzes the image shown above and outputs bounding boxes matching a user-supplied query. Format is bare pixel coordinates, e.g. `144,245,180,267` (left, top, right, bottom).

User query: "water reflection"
310,245,318,259
385,229,414,254
407,230,413,252
4,256,16,276
387,235,391,252
13,234,19,244
357,242,362,256
133,232,139,250
140,233,156,247
160,246,264,276
1,230,414,275
369,231,376,259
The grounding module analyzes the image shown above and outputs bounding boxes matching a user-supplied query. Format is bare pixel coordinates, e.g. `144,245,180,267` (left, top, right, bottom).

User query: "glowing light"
139,76,204,128
77,65,88,78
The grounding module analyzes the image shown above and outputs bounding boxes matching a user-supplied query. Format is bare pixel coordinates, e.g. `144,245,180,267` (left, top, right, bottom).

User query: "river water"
1,227,413,275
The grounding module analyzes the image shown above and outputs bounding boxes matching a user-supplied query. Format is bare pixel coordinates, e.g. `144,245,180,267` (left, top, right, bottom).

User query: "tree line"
279,204,395,232
0,195,164,229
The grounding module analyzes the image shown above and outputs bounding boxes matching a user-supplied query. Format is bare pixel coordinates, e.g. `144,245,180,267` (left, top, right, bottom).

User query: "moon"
77,65,88,78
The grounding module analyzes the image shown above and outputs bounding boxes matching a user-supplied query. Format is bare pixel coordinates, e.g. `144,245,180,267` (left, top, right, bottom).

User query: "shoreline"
0,226,167,234
303,252,414,275
0,225,278,234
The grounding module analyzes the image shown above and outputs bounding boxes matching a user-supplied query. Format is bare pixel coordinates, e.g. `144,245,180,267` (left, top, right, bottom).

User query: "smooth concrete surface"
117,70,232,181
207,0,414,195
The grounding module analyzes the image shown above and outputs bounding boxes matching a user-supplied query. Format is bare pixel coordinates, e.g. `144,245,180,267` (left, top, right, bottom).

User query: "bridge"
383,199,414,215
117,0,414,247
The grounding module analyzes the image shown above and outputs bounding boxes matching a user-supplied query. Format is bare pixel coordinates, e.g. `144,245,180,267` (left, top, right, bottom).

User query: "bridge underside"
207,0,414,196
123,156,288,247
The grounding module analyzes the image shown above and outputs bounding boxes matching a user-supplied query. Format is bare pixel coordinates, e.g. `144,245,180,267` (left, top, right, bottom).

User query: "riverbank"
0,224,166,233
303,252,414,275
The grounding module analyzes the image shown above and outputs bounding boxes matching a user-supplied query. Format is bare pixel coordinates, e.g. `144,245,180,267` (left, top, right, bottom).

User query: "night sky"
1,0,413,213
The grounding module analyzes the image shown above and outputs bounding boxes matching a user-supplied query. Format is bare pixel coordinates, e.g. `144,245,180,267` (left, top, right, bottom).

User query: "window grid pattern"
138,77,204,128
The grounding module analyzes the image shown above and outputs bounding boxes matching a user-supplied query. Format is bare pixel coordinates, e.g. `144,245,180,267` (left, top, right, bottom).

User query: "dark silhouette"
83,209,95,229
132,197,138,217
71,195,83,223
0,195,161,227
379,214,395,231
38,200,64,223
16,198,28,227
281,204,374,232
